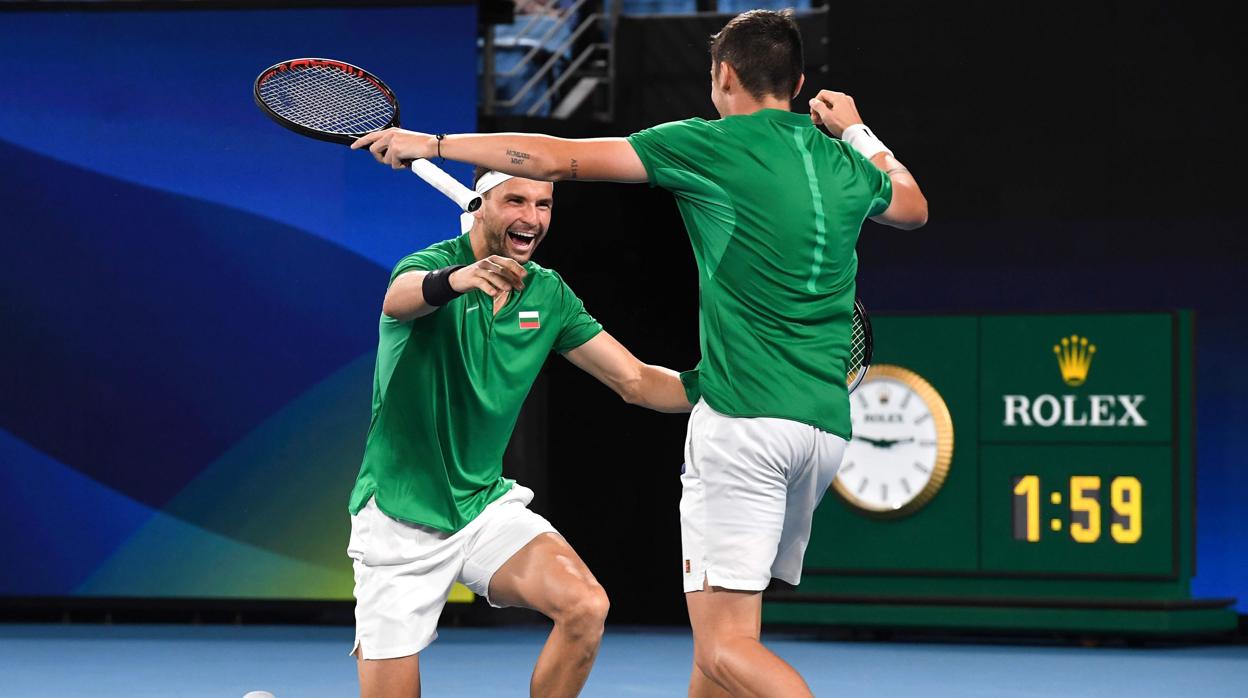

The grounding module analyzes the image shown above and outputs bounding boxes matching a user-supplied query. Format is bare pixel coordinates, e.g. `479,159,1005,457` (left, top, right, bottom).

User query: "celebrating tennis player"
347,167,691,698
353,10,927,696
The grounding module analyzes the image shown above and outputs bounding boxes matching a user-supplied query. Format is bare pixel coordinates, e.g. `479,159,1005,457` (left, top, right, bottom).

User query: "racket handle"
410,159,482,213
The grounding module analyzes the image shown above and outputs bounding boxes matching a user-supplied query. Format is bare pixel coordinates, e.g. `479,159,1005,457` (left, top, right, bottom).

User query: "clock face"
833,365,954,517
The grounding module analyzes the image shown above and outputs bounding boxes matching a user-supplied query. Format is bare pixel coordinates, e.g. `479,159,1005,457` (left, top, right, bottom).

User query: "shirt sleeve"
842,143,894,218
388,246,455,287
679,368,702,405
626,118,720,188
551,272,604,354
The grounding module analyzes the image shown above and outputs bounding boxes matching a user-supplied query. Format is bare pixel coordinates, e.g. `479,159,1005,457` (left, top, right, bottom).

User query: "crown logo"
878,388,891,405
1053,334,1096,387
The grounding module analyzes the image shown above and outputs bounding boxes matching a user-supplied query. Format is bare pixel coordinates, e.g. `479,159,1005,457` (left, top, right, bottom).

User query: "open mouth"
507,229,536,252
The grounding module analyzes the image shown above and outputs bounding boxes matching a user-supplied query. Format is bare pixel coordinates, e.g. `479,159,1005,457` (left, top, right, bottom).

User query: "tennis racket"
253,57,480,213
847,297,874,394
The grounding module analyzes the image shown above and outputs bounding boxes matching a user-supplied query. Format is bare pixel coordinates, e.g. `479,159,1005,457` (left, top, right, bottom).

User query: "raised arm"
352,130,648,183
866,150,928,230
562,332,692,414
809,90,929,230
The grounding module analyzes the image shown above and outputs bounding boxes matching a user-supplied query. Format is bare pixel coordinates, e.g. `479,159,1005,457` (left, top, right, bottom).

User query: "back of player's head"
710,9,803,101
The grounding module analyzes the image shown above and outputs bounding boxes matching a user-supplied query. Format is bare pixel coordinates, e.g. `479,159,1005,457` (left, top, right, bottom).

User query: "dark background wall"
498,0,1248,623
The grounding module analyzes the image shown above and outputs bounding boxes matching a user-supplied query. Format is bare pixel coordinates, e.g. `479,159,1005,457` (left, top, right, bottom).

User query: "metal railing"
481,0,620,119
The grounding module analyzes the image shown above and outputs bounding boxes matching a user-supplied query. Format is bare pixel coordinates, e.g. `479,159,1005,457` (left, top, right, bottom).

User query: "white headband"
460,171,515,234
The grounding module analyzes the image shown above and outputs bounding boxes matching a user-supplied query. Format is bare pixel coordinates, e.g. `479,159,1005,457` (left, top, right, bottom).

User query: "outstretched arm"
562,332,692,413
809,90,929,230
352,130,648,183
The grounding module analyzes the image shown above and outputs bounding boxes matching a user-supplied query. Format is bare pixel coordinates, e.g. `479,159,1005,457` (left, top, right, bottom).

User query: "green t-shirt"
348,233,603,532
629,109,892,439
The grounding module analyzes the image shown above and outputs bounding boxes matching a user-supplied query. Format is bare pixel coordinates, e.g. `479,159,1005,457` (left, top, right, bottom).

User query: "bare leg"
356,645,420,698
489,533,610,697
685,579,812,698
689,662,733,698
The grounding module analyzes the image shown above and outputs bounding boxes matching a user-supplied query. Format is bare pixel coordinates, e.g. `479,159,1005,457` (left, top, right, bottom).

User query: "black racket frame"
849,296,874,394
253,58,400,146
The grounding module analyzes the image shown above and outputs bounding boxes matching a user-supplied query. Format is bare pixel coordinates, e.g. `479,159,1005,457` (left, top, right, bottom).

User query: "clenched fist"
450,255,528,298
808,90,865,139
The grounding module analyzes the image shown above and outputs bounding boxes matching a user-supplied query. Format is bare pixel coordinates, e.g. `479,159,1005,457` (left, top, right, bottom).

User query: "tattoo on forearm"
886,166,910,177
570,158,579,180
506,148,531,167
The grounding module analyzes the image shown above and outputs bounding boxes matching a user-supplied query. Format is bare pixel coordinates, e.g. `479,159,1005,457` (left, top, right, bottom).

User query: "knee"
693,638,738,683
694,643,721,680
553,582,610,637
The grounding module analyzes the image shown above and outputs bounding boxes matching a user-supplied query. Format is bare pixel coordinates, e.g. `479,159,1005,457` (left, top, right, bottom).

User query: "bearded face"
475,177,554,265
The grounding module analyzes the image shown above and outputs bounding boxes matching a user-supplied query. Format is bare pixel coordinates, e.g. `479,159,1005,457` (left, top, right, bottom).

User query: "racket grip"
410,159,482,213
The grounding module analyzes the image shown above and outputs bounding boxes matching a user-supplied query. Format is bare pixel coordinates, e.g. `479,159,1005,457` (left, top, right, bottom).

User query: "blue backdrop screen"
0,4,477,600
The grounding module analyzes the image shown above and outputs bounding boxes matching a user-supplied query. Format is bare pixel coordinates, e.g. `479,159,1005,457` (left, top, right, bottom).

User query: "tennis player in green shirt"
354,10,928,696
348,167,691,698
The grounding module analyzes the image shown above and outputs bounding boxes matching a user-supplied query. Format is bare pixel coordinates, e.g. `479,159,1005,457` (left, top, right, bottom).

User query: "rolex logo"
878,388,892,405
1054,335,1096,387
1004,334,1143,429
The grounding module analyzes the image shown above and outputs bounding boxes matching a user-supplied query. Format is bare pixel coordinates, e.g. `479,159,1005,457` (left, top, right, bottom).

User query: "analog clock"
833,364,954,517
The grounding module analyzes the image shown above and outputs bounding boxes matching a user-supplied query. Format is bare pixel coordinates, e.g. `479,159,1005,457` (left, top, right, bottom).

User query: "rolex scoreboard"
764,311,1238,635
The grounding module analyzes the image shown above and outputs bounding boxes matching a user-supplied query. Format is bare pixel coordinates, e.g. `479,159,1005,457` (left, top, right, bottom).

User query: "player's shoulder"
419,234,469,257
524,261,579,296
523,260,562,285
407,234,469,262
390,234,469,279
822,135,857,157
821,136,884,179
671,117,724,136
633,116,723,141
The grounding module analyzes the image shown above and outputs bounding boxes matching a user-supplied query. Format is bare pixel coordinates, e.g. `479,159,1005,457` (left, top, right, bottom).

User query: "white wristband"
841,124,892,160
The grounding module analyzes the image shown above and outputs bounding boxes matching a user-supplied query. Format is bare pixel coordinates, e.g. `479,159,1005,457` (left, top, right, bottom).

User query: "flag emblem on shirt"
519,311,540,329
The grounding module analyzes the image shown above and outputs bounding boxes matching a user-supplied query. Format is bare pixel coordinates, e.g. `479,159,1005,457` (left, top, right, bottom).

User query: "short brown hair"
472,165,491,188
710,9,803,101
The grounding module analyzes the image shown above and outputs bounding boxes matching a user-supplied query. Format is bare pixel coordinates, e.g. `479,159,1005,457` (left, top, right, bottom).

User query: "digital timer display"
1012,475,1142,544
980,444,1173,576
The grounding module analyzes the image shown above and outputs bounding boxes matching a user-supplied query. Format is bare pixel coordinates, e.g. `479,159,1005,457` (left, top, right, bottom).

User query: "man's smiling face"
477,177,553,264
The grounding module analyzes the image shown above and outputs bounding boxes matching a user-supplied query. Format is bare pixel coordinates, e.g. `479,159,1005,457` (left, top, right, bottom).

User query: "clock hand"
852,434,890,448
878,437,916,448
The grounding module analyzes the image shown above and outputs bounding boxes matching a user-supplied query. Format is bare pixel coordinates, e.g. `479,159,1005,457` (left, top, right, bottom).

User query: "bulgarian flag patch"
519,310,541,329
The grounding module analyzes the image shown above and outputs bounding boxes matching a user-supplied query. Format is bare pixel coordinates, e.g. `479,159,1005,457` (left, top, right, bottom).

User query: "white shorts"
680,399,847,593
347,484,557,660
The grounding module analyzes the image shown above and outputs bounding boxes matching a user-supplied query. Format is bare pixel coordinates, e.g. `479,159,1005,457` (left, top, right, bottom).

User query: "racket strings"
265,67,392,131
259,65,395,136
262,71,391,133
847,314,867,386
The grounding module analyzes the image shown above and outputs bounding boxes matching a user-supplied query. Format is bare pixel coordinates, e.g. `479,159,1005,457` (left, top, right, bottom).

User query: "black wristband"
422,264,466,307
435,133,445,161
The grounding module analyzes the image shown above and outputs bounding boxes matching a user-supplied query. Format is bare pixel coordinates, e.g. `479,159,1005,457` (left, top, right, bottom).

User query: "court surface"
1,623,1244,696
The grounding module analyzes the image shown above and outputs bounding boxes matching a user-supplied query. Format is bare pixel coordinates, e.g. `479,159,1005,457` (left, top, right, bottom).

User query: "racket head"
847,297,874,394
253,58,400,146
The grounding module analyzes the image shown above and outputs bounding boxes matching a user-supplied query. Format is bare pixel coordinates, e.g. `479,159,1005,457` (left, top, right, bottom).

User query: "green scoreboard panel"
764,312,1237,635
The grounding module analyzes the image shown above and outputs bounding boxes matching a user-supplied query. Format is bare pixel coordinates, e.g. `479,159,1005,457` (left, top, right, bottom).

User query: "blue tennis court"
2,623,1244,697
